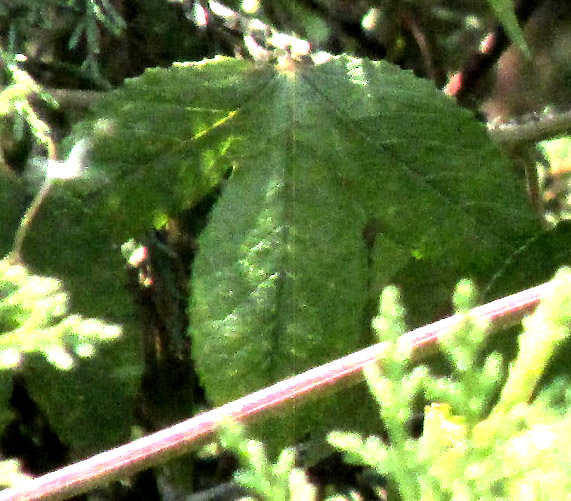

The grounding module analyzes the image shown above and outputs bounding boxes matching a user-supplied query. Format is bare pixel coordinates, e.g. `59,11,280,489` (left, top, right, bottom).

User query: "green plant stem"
0,281,551,500
9,134,58,264
9,179,53,264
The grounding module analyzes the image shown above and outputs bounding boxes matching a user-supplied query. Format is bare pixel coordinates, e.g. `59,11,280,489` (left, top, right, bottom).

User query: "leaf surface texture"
184,56,539,447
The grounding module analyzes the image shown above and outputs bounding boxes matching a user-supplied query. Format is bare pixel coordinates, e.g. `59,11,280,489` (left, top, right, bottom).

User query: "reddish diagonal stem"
0,282,551,501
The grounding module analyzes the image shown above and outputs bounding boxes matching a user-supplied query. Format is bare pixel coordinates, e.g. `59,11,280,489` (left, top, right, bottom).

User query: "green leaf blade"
190,93,371,398
189,56,539,451
70,57,276,238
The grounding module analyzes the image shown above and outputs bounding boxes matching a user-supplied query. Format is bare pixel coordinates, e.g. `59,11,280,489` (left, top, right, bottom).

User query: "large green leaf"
69,56,271,239
187,55,540,450
64,54,540,453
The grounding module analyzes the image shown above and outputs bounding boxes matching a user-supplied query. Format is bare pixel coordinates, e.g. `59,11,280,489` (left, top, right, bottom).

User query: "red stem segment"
0,282,550,500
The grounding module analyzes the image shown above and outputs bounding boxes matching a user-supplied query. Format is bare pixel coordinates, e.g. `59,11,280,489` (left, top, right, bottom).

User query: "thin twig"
488,109,571,146
8,138,58,265
0,280,550,501
8,179,53,264
400,8,444,86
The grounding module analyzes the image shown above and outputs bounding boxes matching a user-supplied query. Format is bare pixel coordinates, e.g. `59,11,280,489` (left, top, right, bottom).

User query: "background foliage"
0,0,570,498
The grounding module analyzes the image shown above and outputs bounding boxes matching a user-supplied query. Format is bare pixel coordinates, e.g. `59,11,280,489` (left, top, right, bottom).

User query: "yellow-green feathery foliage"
330,269,571,500
0,55,57,150
0,257,122,370
329,286,432,500
218,421,318,501
0,458,32,489
218,269,571,499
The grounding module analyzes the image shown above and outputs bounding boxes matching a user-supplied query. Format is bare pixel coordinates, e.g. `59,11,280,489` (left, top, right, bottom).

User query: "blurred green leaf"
0,174,143,459
486,0,530,57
